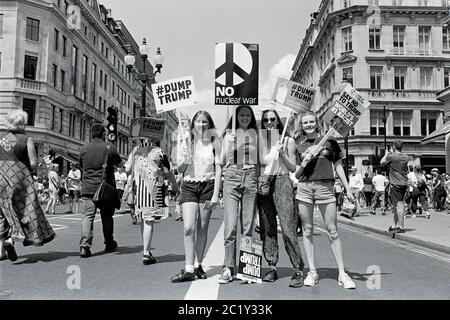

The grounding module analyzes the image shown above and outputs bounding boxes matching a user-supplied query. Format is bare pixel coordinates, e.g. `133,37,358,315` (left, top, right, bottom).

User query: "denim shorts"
178,179,215,205
296,180,335,204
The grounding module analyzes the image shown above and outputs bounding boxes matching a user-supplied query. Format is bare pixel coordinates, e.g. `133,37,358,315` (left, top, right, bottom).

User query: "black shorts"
68,189,80,200
390,185,407,204
179,180,215,205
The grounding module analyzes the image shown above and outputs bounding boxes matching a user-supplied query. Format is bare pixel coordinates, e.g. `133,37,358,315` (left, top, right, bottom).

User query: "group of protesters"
0,106,359,290
3,106,449,290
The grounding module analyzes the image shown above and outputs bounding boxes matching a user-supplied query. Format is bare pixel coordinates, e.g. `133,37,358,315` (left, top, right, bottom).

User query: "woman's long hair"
260,109,284,134
190,110,217,143
222,105,258,138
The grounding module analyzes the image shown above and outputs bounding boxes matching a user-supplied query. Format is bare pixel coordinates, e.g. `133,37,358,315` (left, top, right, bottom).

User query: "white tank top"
184,142,216,182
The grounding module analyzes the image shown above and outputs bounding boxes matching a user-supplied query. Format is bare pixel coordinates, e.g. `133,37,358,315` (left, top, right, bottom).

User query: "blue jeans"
222,167,258,268
80,197,115,248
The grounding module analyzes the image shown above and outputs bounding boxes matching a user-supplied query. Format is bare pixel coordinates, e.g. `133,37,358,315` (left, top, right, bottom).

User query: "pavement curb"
337,218,450,255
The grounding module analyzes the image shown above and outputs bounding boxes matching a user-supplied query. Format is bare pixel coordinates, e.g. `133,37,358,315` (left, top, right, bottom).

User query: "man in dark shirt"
78,124,123,257
380,140,409,233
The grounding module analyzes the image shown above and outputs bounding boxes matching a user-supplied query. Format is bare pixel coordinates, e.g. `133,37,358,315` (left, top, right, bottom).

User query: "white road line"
339,224,450,264
50,223,68,231
60,217,83,221
184,223,225,300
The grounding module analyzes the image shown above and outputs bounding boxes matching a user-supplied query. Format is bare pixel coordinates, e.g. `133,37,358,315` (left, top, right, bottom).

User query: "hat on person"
431,168,439,173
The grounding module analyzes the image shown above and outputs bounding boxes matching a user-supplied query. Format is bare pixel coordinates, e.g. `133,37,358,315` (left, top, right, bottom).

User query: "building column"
446,133,450,174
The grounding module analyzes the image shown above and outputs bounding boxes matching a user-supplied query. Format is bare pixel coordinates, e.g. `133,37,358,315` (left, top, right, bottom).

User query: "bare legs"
298,201,347,276
182,202,213,267
141,220,154,255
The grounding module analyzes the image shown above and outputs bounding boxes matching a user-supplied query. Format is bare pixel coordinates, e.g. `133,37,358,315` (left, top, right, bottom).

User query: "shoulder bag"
92,145,121,210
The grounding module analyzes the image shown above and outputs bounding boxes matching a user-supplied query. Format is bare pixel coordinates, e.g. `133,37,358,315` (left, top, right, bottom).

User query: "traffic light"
106,106,118,143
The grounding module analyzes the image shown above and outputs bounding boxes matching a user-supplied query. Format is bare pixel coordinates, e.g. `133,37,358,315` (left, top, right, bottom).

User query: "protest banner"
271,77,315,114
236,236,263,284
215,43,259,105
130,117,166,141
322,83,371,138
151,76,199,113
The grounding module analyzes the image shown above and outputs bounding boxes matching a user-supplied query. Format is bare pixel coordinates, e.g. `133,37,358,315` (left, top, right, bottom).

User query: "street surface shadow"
155,254,185,263
12,251,80,264
112,245,144,255
271,267,391,282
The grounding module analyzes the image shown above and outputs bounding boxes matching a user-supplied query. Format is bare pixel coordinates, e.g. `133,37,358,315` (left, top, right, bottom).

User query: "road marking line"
50,223,68,231
60,217,83,221
339,224,450,264
184,223,224,300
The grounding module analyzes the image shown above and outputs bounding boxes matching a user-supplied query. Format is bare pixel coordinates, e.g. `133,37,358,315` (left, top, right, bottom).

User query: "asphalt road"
1,203,450,300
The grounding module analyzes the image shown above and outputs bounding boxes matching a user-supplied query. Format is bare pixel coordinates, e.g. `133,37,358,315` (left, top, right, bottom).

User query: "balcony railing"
389,47,442,57
14,78,45,93
69,96,104,121
359,89,438,101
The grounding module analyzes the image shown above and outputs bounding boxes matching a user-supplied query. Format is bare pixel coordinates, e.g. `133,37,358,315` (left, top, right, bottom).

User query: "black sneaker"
289,271,304,288
104,241,118,253
395,227,406,233
170,269,195,283
263,269,278,282
194,265,207,279
4,241,17,262
143,253,157,265
80,247,91,258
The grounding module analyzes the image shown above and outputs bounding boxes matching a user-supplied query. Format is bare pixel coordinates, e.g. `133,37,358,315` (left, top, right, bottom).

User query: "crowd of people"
337,162,450,223
1,106,449,290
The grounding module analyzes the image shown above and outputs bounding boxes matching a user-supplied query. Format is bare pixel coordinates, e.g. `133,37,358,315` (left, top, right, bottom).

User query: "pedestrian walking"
45,164,60,215
125,143,179,265
0,109,55,262
371,170,387,215
348,167,364,216
170,111,221,282
380,141,409,233
256,109,305,287
294,112,356,289
78,124,122,258
66,162,81,214
363,173,373,208
334,178,344,215
431,169,446,211
407,166,430,219
444,174,450,213
218,105,259,284
59,175,67,204
114,166,128,201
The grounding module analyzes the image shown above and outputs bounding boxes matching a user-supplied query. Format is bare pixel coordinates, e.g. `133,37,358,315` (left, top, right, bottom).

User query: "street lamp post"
383,104,387,152
124,38,164,117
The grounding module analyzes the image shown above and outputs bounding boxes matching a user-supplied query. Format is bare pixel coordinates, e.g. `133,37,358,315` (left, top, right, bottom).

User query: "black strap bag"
92,145,121,210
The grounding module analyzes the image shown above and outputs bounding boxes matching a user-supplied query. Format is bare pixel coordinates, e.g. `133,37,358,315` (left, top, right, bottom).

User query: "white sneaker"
412,214,416,218
338,273,356,289
304,270,319,287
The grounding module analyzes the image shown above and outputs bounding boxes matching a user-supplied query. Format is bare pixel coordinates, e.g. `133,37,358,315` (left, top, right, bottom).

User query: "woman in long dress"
0,109,55,261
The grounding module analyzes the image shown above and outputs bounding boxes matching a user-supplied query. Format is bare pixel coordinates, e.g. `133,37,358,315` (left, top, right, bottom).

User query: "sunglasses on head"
263,117,277,123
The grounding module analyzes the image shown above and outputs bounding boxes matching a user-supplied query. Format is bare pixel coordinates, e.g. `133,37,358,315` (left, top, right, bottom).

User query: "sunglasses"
263,117,277,123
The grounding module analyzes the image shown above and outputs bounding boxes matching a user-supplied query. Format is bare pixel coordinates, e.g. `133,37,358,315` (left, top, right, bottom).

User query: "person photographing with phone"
170,111,222,282
380,141,410,233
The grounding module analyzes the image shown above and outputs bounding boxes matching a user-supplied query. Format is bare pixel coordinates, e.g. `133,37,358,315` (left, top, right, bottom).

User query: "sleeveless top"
261,140,289,175
184,142,217,182
0,130,31,169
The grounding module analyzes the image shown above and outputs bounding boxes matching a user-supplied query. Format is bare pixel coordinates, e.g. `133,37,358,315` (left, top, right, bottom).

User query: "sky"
103,0,318,130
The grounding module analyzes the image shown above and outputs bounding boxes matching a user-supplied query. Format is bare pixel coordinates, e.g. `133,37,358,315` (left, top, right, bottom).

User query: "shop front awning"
51,149,79,163
421,123,450,145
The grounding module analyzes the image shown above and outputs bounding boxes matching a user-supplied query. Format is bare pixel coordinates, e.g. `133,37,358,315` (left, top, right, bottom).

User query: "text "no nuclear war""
157,80,193,105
